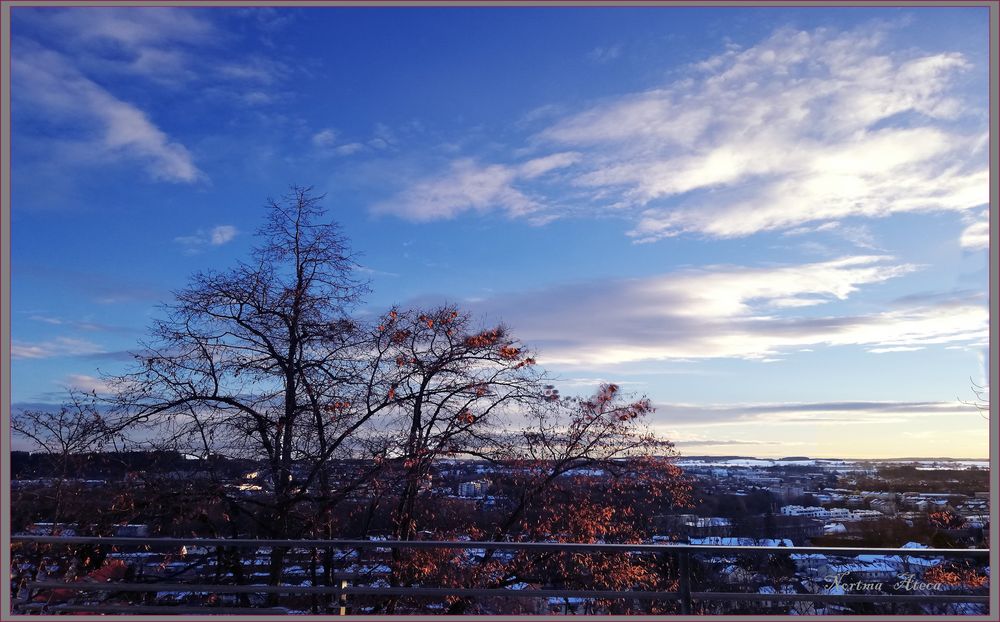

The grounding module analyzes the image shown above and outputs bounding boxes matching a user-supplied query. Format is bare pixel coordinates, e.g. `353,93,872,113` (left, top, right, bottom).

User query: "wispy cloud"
375,153,579,222
368,123,397,150
19,8,218,89
12,8,306,188
587,44,621,63
235,7,299,39
215,56,289,85
25,8,292,90
334,143,366,156
312,128,339,148
448,256,986,366
310,127,370,157
13,43,204,183
353,265,400,278
60,374,114,395
545,26,987,240
380,24,986,238
653,400,982,427
210,225,238,245
375,159,536,221
12,337,106,360
674,438,780,447
175,225,238,254
18,265,164,305
41,7,216,49
959,210,989,251
27,314,133,334
519,152,581,179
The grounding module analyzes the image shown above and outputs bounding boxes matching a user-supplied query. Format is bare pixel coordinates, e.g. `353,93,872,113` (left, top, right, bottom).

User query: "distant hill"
676,454,986,462
882,457,989,462
677,455,757,461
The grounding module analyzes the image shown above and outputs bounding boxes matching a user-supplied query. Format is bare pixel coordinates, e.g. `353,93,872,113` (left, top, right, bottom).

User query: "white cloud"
371,123,397,149
376,150,583,222
119,48,196,84
353,265,400,278
868,345,925,354
519,152,580,179
960,211,989,250
653,400,981,427
375,159,538,221
540,26,988,240
61,374,113,394
640,255,917,318
310,129,367,157
175,225,238,253
29,315,68,326
210,225,238,245
27,315,122,333
12,337,106,360
26,8,217,86
33,8,289,90
385,25,985,238
11,9,294,188
13,44,204,183
215,56,289,85
334,142,365,156
43,7,216,48
312,128,338,147
453,256,987,366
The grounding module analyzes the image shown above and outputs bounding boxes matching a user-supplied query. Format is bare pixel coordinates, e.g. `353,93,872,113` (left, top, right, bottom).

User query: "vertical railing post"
309,547,319,614
339,578,348,616
678,550,692,615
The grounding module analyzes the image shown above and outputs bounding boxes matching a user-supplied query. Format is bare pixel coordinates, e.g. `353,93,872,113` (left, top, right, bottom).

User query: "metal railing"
10,535,991,615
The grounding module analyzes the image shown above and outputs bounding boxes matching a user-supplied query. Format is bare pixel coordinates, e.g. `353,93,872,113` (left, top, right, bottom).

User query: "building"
758,584,801,608
870,499,897,516
457,480,487,498
679,516,733,537
113,524,150,537
780,505,828,518
771,484,805,501
820,560,897,583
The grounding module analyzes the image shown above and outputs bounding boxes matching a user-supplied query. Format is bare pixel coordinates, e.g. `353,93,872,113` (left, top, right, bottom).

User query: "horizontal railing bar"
17,603,290,614
26,582,680,601
10,536,989,557
691,592,990,604
23,582,990,604
343,587,676,600
339,587,990,603
28,582,346,595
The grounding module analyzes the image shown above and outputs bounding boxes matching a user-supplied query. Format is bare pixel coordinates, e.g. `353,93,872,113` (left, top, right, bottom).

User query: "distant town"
15,452,988,545
10,451,990,615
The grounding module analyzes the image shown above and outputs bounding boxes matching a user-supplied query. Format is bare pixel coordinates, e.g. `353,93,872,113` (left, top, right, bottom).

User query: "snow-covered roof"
826,561,895,573
790,553,826,561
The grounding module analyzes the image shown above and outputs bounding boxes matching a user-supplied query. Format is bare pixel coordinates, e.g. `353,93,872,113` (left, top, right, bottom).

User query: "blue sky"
10,6,991,458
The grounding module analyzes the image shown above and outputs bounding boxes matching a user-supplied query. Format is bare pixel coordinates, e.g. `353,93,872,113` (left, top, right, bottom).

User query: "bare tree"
375,384,692,614
363,306,543,542
109,187,379,588
487,383,688,542
12,392,112,529
960,378,989,420
93,186,690,611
